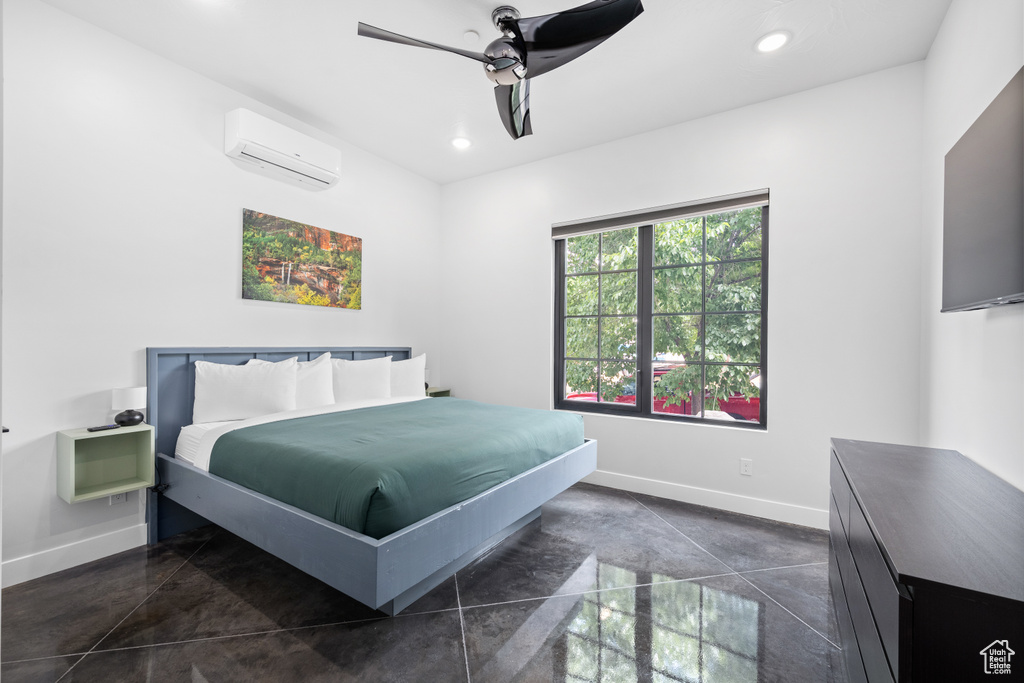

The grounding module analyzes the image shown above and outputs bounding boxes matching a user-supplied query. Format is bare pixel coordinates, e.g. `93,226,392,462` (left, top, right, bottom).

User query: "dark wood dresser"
829,439,1024,682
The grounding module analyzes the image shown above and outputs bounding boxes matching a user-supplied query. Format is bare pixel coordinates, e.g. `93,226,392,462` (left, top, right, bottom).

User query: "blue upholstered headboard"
145,347,412,456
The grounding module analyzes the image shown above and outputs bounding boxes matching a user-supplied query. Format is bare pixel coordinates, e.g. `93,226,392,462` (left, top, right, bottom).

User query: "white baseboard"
2,523,148,588
583,469,829,530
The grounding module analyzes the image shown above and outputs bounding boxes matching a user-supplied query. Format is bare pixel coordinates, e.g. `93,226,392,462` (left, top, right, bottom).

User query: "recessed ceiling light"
463,30,480,44
451,137,472,150
756,31,790,53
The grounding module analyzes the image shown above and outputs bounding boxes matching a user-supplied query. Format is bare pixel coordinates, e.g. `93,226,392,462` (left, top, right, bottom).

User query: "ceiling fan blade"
494,80,533,140
513,0,644,79
357,22,491,64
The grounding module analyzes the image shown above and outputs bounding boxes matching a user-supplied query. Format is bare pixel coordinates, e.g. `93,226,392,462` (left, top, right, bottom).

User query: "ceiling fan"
357,0,644,140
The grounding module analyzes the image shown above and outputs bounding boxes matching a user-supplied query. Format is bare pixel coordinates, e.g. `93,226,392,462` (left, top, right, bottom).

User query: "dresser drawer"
829,541,868,683
848,496,911,678
829,493,850,575
830,450,852,533
831,497,894,683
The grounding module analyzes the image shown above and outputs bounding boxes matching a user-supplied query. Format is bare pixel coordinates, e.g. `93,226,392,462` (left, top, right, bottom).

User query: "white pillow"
331,356,392,402
247,353,334,409
193,357,297,423
391,354,426,397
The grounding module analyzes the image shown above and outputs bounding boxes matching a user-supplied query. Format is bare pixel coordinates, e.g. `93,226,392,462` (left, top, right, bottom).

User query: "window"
554,192,768,427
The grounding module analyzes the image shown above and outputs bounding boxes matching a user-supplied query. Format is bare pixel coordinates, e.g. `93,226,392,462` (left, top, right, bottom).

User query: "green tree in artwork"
333,250,362,309
241,219,270,300
295,284,331,307
241,266,265,300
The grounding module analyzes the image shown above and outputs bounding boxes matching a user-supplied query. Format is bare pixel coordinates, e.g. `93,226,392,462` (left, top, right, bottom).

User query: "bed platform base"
150,440,595,615
145,341,596,616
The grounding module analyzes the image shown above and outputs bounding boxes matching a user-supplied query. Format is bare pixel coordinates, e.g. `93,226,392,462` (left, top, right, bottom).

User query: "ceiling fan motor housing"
483,36,527,85
485,7,526,85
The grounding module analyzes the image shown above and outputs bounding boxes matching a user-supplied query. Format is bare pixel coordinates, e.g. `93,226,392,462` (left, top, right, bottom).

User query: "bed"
145,346,597,615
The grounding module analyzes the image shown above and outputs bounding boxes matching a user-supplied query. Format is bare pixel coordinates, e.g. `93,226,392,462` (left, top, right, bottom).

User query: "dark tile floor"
2,483,849,682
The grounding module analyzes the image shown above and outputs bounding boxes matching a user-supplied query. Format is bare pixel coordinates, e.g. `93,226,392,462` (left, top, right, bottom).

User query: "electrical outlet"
739,458,753,476
109,493,127,505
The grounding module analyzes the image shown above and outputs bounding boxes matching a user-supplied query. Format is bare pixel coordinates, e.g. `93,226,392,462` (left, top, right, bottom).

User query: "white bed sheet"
175,420,233,466
174,396,428,471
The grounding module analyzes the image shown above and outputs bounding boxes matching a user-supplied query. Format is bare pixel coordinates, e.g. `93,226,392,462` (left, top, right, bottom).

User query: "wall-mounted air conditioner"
224,108,341,189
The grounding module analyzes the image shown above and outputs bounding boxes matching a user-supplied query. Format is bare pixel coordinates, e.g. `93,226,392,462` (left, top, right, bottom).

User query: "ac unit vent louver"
224,108,341,189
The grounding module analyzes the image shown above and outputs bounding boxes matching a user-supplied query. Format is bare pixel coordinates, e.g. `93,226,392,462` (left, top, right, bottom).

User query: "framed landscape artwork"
241,209,362,309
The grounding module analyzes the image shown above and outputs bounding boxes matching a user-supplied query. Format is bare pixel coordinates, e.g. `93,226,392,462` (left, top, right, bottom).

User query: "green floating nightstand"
56,424,155,503
426,387,451,398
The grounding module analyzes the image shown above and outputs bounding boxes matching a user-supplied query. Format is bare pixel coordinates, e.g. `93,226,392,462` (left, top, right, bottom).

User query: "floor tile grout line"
628,492,841,651
51,615,393,657
627,492,737,570
49,601,474,661
3,605,466,667
735,571,841,650
391,605,462,618
57,597,464,659
55,529,221,682
0,653,92,667
735,561,829,575
628,491,829,583
32,575,466,663
453,573,472,683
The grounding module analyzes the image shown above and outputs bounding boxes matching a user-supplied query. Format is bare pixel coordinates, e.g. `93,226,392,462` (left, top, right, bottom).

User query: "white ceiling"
39,0,952,184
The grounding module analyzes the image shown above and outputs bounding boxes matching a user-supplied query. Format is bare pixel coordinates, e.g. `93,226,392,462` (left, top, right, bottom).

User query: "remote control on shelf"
86,424,120,432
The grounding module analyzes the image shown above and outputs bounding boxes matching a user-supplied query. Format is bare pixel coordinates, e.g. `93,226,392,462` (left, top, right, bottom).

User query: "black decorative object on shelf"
112,387,147,427
114,410,143,427
358,0,644,140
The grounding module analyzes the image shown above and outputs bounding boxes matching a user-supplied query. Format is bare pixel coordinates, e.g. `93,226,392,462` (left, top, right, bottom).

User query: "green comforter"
208,398,585,539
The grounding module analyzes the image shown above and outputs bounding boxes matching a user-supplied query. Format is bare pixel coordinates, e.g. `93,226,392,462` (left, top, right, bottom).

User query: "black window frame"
553,192,769,429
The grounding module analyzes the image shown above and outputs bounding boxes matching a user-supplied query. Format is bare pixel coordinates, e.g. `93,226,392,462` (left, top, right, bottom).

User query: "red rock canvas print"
241,209,362,309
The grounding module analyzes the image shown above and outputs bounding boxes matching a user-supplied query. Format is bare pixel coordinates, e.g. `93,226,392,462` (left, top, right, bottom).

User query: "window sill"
554,402,767,431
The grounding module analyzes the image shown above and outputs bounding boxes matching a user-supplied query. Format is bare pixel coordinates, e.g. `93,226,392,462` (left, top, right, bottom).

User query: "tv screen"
941,66,1024,312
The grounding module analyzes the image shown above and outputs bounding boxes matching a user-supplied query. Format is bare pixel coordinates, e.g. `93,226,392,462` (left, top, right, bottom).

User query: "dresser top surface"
832,438,1024,603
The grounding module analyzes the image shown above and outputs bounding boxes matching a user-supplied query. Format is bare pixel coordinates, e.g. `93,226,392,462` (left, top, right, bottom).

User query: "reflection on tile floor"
2,483,848,682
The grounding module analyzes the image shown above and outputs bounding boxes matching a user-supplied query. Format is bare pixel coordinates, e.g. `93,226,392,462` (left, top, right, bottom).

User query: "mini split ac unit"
224,108,341,189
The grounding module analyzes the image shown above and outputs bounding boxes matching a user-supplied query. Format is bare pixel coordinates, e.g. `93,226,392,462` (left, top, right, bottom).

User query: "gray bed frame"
145,346,596,615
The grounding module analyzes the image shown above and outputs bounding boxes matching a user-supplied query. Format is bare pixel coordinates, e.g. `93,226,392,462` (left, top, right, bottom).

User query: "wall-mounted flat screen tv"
941,66,1023,312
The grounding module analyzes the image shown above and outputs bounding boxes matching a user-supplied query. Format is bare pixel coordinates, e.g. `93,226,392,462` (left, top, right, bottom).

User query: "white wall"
1,0,442,585
1,0,5,643
440,64,926,528
919,0,1024,492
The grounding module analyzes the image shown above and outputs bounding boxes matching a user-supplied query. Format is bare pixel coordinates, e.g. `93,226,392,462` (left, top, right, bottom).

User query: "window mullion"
637,225,653,416
554,239,567,407
699,215,708,417
759,204,769,427
596,233,603,402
